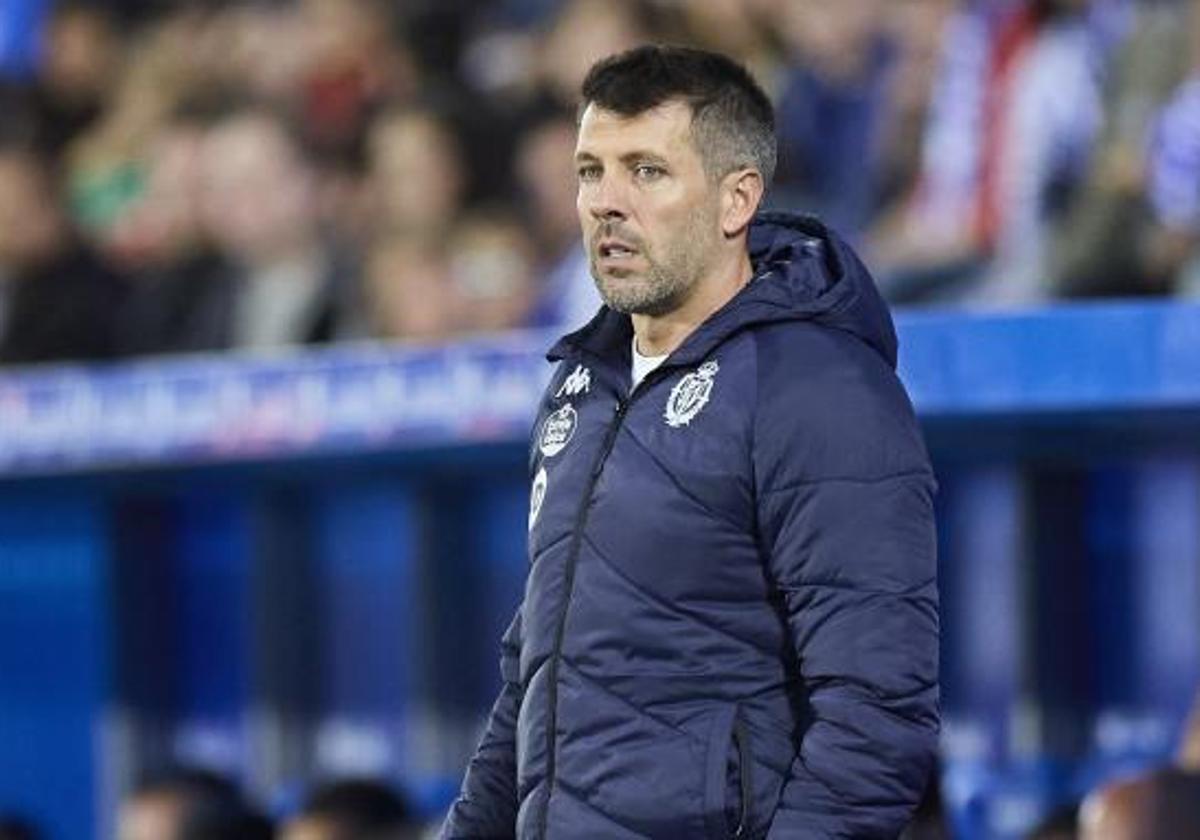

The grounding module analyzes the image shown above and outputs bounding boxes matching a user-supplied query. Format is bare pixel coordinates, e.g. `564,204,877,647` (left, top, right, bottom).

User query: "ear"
719,169,764,238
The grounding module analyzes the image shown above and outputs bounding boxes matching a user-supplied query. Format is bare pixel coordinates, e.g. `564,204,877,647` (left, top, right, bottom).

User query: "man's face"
198,115,314,263
575,100,723,317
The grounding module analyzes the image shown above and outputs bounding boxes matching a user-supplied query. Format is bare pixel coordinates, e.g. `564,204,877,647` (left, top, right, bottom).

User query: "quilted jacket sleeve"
441,607,523,838
755,332,940,838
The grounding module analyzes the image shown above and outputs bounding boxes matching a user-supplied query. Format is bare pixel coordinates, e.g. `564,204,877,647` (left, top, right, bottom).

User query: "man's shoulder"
749,317,898,390
746,319,927,472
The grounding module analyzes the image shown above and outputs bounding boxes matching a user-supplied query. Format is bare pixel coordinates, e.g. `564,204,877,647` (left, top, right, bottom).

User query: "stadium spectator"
534,0,662,110
21,2,120,157
0,143,128,364
120,106,358,354
869,0,1105,305
204,107,359,349
60,12,213,268
672,0,779,73
1142,0,1200,297
117,766,255,840
1049,0,1193,298
294,0,418,167
107,116,249,357
449,207,540,333
865,0,960,239
367,106,468,242
194,4,307,108
281,778,418,840
98,118,207,274
771,0,896,234
363,233,458,342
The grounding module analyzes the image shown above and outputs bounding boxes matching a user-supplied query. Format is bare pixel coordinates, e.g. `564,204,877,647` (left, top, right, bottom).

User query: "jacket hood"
550,212,898,371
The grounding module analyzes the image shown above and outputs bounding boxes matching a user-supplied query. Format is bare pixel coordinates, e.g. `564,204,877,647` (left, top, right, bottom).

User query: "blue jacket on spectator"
444,213,939,839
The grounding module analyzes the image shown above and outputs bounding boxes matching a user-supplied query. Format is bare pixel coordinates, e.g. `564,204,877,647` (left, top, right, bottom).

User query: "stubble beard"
592,253,692,317
589,206,716,318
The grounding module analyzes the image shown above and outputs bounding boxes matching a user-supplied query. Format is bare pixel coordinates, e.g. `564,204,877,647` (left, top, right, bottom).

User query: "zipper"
592,400,627,477
536,362,677,837
732,716,751,839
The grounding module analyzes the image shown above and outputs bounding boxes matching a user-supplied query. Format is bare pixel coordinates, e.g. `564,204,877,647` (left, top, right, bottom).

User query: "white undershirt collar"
631,335,668,389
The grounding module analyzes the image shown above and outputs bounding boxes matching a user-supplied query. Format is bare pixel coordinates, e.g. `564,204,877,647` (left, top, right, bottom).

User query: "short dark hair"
131,766,242,806
179,803,274,840
580,45,776,186
300,778,413,836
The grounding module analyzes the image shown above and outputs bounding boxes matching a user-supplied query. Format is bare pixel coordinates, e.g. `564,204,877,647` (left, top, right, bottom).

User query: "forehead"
575,101,695,158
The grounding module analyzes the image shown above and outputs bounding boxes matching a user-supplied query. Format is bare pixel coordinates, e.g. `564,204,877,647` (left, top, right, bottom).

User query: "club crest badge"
555,364,591,399
664,360,719,428
529,466,548,530
539,404,578,456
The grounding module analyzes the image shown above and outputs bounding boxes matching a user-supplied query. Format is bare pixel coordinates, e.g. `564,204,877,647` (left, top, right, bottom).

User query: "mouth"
597,239,640,262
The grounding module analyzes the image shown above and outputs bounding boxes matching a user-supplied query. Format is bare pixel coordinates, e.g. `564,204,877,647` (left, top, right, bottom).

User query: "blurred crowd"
2,771,426,840
0,690,1196,838
3,0,1200,367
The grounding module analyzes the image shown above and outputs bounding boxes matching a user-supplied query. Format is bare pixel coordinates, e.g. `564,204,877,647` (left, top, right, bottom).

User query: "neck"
632,247,753,357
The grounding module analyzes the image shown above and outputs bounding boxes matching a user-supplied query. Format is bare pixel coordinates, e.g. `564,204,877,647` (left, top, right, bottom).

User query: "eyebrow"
574,150,670,166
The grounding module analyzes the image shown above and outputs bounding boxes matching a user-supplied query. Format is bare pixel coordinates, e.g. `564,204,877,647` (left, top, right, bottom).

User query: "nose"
584,172,628,224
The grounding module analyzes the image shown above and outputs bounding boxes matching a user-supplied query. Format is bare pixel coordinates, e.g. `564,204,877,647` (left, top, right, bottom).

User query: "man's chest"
527,355,759,596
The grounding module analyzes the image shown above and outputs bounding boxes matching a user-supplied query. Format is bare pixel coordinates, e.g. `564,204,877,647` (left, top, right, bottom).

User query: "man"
444,45,939,839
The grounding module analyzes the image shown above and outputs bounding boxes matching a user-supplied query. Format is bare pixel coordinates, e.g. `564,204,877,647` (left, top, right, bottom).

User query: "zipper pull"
592,400,628,477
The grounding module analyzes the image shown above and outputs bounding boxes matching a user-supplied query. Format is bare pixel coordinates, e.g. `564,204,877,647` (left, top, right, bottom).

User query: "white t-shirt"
631,336,668,389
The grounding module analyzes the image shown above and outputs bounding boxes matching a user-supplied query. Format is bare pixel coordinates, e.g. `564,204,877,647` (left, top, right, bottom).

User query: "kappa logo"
555,364,591,399
539,404,578,457
529,466,548,530
664,360,719,428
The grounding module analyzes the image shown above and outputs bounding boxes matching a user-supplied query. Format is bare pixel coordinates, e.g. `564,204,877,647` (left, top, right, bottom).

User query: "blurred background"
0,0,1199,837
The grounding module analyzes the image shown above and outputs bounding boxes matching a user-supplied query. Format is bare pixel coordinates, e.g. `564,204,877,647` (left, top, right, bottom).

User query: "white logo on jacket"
539,404,578,456
664,360,719,428
556,364,591,398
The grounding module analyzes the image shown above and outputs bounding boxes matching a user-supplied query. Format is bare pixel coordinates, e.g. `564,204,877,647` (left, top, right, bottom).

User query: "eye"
633,163,665,181
577,164,601,182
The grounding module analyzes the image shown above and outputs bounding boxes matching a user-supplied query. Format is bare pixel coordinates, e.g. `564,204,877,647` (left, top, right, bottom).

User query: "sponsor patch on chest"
539,404,578,456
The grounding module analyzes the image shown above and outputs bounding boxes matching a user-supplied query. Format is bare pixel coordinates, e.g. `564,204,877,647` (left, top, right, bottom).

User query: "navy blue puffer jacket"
444,214,939,839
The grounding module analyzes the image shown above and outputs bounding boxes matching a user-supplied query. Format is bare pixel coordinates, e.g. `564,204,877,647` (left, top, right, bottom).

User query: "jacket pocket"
703,704,752,839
